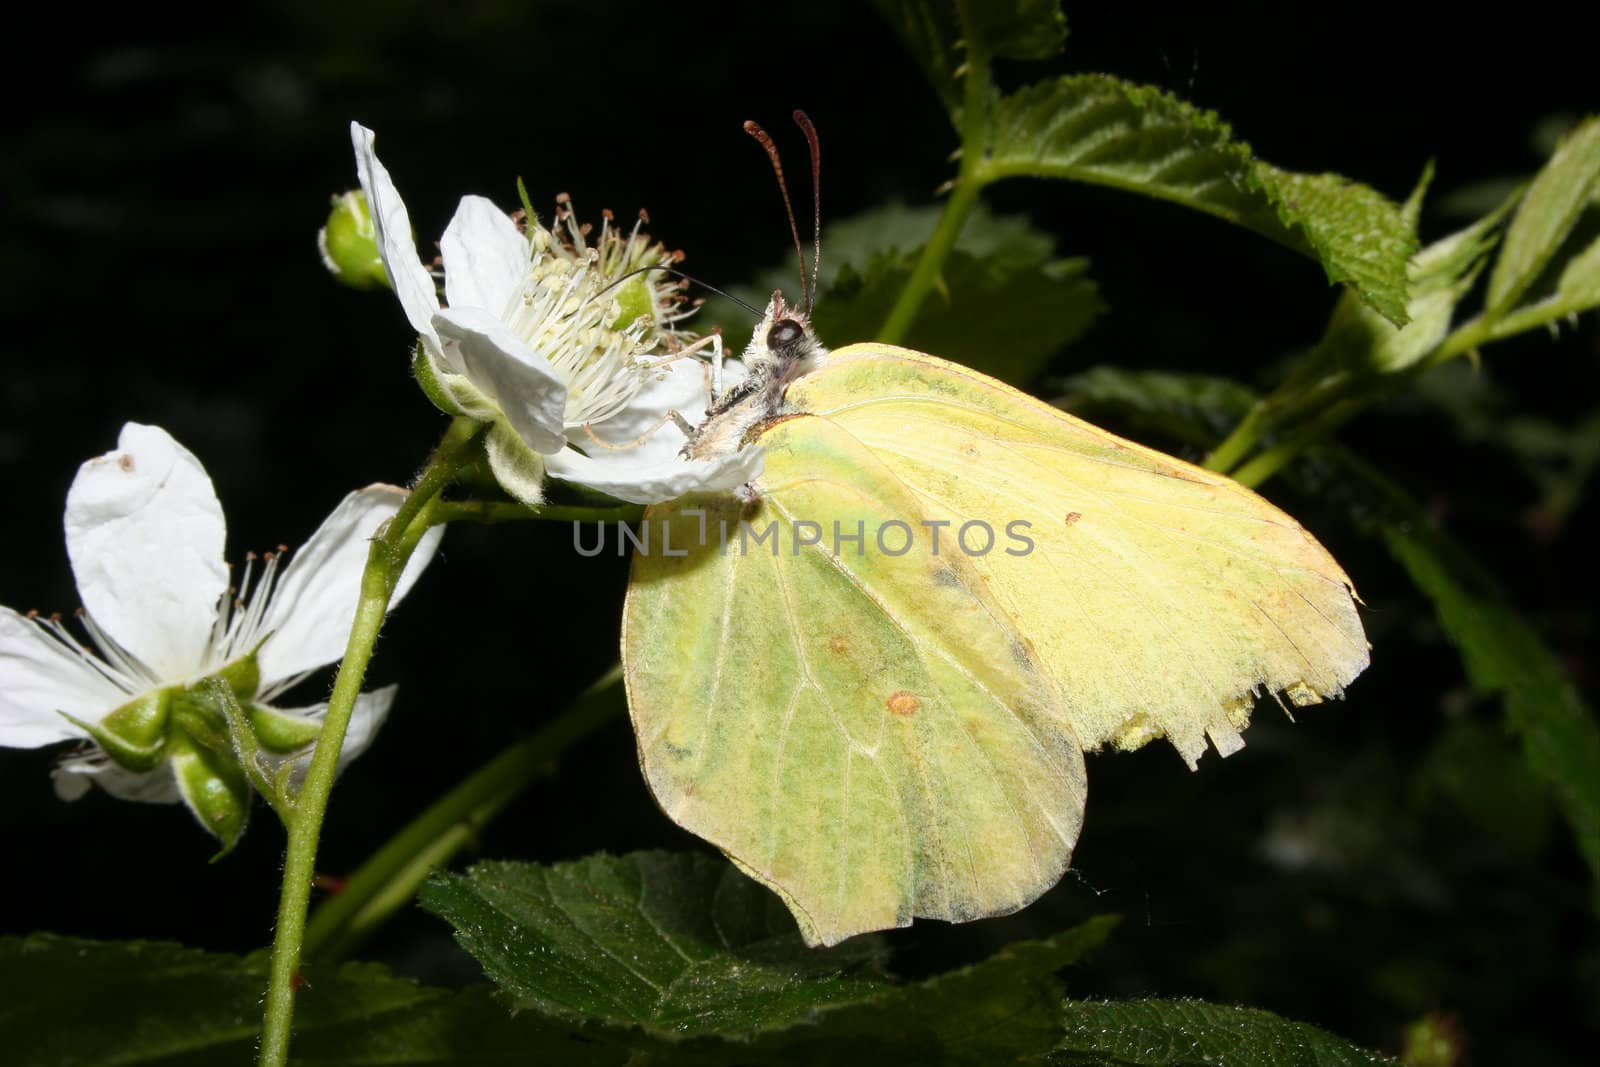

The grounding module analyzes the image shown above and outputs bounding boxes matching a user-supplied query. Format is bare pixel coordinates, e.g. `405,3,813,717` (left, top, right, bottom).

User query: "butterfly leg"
581,410,696,451
637,328,721,377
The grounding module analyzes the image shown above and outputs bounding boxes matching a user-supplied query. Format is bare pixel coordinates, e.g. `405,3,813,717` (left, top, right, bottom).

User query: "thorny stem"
257,419,486,1067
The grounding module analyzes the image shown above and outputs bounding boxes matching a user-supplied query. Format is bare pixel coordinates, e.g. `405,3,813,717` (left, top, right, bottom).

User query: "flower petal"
351,122,442,351
546,440,764,504
441,195,529,317
572,358,720,465
65,423,228,683
255,487,445,687
0,608,130,747
433,306,568,454
545,359,764,503
53,755,181,804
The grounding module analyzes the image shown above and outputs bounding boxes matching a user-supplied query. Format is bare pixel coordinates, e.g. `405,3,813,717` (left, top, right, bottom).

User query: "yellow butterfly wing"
623,342,1367,945
788,343,1370,767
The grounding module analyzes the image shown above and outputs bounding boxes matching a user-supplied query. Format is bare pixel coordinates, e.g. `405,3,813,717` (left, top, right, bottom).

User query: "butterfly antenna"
792,110,822,316
592,264,763,317
744,118,812,314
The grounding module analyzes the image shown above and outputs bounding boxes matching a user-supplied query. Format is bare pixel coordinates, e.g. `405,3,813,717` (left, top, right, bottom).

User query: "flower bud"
318,190,389,290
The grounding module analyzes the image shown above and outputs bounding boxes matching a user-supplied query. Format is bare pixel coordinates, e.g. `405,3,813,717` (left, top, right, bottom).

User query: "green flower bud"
319,190,388,290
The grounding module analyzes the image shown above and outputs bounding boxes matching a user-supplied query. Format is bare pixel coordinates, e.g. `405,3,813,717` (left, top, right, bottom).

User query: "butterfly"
620,114,1369,947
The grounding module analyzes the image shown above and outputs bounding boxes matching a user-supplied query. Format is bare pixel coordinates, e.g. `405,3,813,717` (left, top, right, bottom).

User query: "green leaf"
1486,115,1600,316
779,916,1119,1064
1313,185,1515,376
1049,998,1399,1066
1380,508,1600,913
966,0,1067,61
871,0,964,119
872,0,1067,121
1485,216,1600,339
1416,717,1554,862
823,249,1099,385
980,74,1416,325
417,851,891,1038
702,203,1102,385
1058,366,1256,449
0,933,633,1066
1551,227,1600,313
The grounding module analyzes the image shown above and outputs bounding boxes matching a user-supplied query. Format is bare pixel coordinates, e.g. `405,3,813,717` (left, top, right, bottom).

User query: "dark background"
3,2,1598,1062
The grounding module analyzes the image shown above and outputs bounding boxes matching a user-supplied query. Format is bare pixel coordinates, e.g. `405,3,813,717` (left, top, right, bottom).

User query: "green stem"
1218,309,1500,484
257,422,485,1067
303,666,625,960
875,0,991,345
1229,395,1369,489
431,499,645,526
1425,313,1493,369
1204,403,1270,474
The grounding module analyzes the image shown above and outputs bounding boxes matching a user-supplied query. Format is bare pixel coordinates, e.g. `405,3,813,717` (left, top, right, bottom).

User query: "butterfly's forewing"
624,416,1086,947
788,343,1370,768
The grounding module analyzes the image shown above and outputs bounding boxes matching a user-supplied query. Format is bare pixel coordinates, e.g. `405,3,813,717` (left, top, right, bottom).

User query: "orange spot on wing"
1064,511,1082,527
828,636,848,654
886,690,920,716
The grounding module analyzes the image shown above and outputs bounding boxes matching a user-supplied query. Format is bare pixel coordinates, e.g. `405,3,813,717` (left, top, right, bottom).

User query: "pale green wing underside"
624,417,1087,947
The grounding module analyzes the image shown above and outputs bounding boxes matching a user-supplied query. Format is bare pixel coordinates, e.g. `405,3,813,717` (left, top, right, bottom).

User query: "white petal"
546,440,764,504
350,122,442,351
441,195,529,317
64,423,228,683
433,306,568,453
0,608,130,747
53,756,181,804
255,487,445,686
545,359,764,503
273,685,396,783
572,358,719,466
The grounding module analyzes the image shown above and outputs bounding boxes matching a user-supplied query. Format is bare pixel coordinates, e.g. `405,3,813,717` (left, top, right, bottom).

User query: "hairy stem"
875,0,991,345
431,499,645,526
257,421,485,1067
303,666,625,961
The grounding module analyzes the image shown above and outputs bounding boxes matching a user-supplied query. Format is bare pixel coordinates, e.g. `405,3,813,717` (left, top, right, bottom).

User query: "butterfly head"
746,289,827,383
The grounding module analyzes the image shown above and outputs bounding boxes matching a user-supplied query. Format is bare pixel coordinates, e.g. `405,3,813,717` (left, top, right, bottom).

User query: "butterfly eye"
768,320,803,350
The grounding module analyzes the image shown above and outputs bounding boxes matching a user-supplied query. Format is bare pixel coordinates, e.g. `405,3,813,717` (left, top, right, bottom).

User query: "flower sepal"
412,341,472,418
59,689,169,773
246,704,325,753
166,729,251,857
